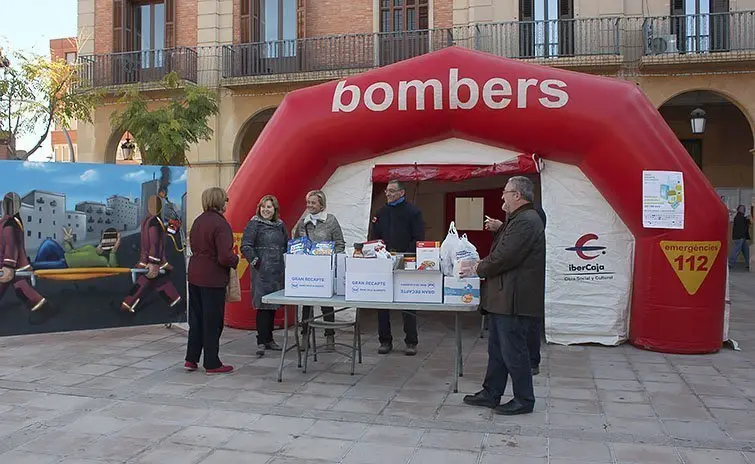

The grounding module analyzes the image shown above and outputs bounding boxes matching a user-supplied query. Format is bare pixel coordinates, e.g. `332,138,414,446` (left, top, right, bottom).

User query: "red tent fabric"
225,47,727,354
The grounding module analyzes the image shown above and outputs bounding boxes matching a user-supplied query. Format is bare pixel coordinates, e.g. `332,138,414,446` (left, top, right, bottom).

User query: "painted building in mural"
75,201,112,241
66,210,88,242
20,190,67,250
106,195,139,231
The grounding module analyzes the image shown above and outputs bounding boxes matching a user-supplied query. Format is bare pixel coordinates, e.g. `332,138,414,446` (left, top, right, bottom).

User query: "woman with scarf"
241,195,288,356
293,190,345,352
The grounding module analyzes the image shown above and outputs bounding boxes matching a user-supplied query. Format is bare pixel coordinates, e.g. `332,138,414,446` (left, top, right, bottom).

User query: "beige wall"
660,104,754,188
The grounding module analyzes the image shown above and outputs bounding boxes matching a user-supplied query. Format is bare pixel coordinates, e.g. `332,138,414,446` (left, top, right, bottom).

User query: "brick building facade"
74,0,755,230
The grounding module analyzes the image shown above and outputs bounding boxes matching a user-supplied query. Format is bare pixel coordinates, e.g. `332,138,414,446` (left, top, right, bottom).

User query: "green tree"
111,72,219,166
0,46,99,160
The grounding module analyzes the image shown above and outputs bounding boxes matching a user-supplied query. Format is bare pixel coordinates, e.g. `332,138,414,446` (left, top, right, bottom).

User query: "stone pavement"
0,270,753,464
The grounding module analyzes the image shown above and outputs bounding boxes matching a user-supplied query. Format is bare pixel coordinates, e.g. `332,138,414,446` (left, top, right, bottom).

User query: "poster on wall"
0,160,187,337
541,161,635,346
642,170,685,229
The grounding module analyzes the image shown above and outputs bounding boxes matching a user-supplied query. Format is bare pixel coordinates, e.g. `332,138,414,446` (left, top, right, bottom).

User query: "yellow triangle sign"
233,232,249,281
660,241,721,295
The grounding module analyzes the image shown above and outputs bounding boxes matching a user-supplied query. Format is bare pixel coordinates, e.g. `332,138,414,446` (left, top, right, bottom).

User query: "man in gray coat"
461,176,545,415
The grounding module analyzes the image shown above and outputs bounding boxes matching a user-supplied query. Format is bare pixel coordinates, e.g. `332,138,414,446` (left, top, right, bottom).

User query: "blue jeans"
729,239,750,268
482,313,537,406
528,318,542,368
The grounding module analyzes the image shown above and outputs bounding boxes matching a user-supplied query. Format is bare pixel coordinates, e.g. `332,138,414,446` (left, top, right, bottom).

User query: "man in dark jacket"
728,205,751,269
370,179,424,355
484,203,546,375
462,176,545,415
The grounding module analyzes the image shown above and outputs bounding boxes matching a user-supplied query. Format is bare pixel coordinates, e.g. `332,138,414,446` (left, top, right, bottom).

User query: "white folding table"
261,290,479,393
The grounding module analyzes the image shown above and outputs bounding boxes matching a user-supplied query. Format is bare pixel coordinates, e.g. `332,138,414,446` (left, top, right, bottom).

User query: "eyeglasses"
502,190,518,195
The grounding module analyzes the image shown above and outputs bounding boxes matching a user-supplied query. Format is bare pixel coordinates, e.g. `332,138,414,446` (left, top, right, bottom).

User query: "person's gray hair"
387,179,406,191
507,176,534,203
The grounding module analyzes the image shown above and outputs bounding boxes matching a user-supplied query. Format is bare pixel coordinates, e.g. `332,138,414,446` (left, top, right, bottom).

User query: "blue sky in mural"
0,161,187,211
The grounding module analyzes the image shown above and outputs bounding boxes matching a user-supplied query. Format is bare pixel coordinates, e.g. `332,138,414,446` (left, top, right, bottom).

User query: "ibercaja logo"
564,233,613,280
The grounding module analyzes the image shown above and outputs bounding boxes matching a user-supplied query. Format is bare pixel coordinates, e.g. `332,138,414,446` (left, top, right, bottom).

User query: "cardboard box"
284,254,334,298
334,253,347,296
416,241,441,271
394,270,443,303
443,276,481,305
345,257,394,302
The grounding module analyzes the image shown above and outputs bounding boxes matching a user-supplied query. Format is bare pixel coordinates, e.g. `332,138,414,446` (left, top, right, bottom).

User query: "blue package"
288,237,312,255
311,241,335,256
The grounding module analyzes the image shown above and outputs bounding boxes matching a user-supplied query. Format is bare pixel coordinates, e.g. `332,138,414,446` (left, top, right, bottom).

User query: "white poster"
643,170,685,229
541,161,635,346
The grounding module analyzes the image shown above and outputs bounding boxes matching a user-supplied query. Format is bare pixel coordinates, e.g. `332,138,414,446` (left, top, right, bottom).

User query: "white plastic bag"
440,222,462,276
454,234,480,277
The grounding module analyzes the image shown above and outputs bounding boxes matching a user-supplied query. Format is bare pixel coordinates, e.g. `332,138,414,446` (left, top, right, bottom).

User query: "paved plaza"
0,270,753,464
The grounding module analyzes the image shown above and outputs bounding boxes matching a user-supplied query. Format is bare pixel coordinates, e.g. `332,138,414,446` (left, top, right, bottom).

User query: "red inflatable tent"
225,46,727,354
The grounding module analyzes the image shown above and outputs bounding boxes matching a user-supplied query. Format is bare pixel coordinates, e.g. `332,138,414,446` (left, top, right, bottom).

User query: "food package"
362,240,387,258
311,241,335,256
416,241,441,271
287,237,312,255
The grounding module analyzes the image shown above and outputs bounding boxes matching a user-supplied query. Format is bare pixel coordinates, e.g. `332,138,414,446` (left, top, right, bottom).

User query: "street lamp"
120,137,135,161
690,108,707,135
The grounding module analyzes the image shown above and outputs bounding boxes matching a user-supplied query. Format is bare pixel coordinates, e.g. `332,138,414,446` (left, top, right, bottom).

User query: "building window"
39,218,42,224
27,230,31,237
39,207,42,212
68,215,71,219
27,216,31,222
54,233,57,239
53,220,56,226
380,0,429,32
241,0,296,57
38,232,41,239
672,0,729,52
378,0,430,66
65,52,77,64
53,210,55,215
680,139,703,168
519,0,574,58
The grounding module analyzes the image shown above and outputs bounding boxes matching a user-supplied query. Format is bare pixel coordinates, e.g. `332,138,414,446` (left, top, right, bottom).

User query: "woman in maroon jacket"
185,187,239,374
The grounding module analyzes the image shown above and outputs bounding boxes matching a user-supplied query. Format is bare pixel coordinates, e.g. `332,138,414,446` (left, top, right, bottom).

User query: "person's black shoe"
531,365,540,375
378,343,393,354
494,398,534,415
462,390,499,408
405,344,417,356
266,340,282,351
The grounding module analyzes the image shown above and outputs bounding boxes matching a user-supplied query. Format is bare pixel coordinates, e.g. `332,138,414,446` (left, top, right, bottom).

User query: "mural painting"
0,160,188,336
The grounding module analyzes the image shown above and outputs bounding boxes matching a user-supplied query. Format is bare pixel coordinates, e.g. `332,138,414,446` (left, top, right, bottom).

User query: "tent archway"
225,47,728,354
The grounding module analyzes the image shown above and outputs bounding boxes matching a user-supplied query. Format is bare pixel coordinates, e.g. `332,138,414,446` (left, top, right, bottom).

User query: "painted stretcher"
9,268,166,287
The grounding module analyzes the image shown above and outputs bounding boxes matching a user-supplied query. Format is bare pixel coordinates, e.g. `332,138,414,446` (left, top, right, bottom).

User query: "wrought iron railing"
222,17,623,78
75,12,755,88
642,10,755,55
77,47,198,88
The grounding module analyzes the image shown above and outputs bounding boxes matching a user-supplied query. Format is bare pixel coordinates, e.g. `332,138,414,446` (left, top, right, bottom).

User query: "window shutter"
165,0,176,48
297,0,306,38
671,0,684,16
113,0,123,52
558,0,573,19
253,0,262,43
519,0,534,21
711,0,729,13
241,0,250,42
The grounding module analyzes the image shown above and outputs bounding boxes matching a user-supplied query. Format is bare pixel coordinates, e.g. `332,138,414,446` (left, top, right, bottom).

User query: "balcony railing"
78,47,198,88
75,11,755,89
222,17,622,79
642,10,755,56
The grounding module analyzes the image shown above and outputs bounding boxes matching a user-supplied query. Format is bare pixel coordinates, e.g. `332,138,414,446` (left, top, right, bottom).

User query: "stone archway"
659,90,754,190
104,129,143,165
233,107,277,166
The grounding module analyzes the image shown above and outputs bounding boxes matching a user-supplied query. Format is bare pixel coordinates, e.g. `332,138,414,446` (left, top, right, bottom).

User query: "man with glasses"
484,202,546,375
461,176,545,415
370,179,424,355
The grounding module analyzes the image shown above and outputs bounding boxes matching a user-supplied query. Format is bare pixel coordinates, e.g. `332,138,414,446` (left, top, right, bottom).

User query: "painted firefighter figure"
121,194,183,313
0,192,48,313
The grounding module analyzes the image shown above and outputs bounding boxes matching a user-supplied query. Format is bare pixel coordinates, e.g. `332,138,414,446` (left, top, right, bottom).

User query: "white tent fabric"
303,139,636,346
541,161,635,346
320,138,522,249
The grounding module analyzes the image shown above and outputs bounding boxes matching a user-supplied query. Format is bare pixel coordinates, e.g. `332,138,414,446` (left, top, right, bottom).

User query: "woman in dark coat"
241,194,288,356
